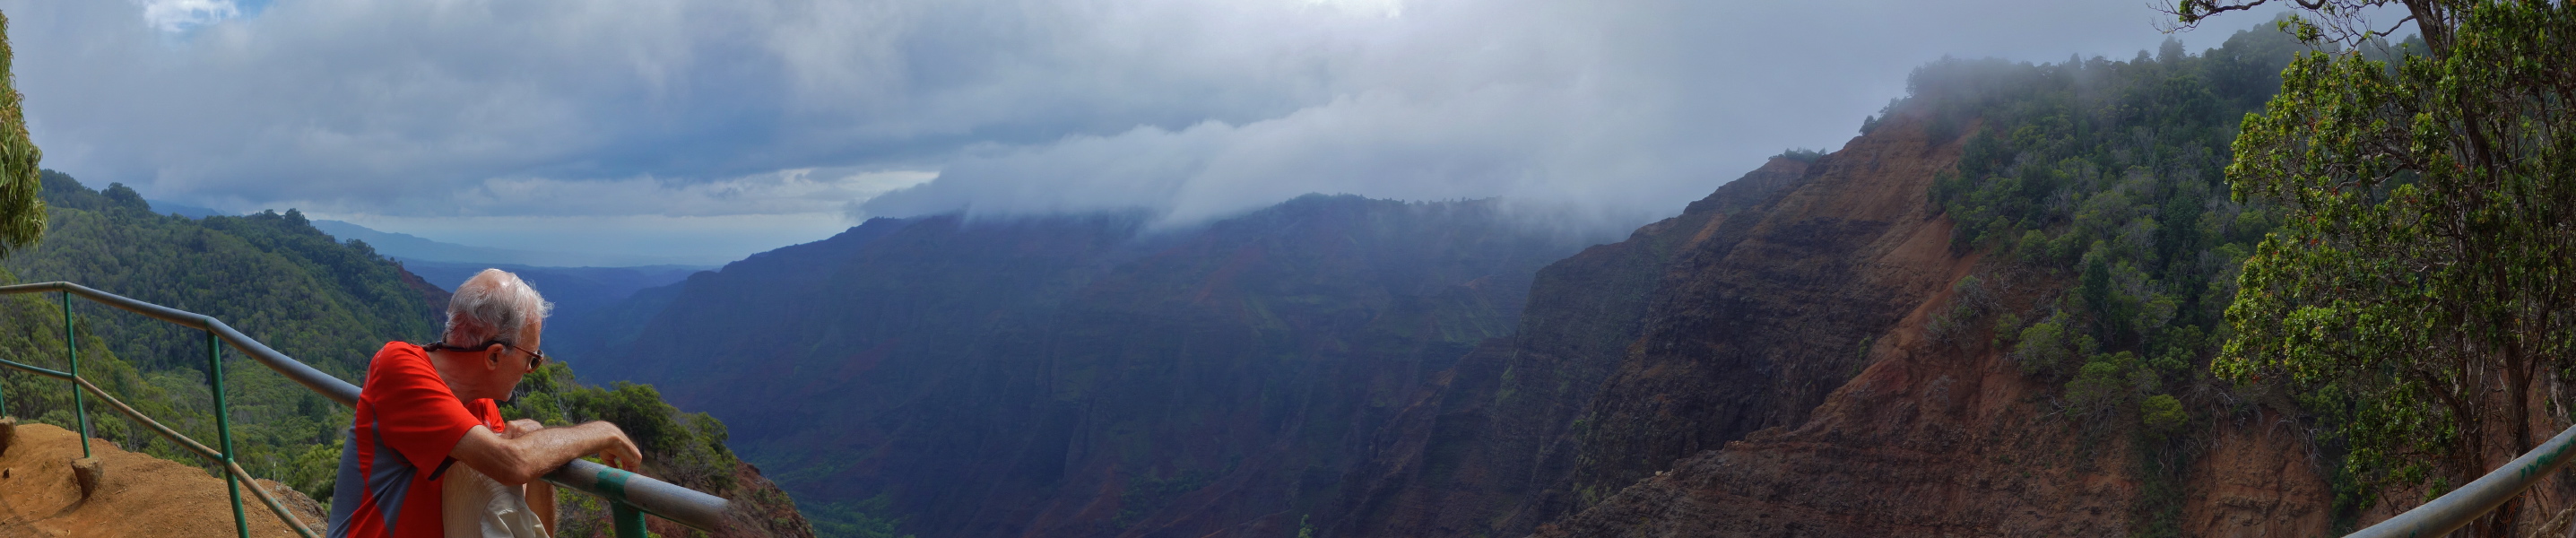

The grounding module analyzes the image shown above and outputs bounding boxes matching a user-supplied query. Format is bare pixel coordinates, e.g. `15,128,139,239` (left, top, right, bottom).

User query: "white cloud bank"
0,0,2284,259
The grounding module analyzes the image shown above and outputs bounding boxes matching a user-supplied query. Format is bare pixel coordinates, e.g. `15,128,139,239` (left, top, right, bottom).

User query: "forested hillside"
0,172,813,536
4,171,445,498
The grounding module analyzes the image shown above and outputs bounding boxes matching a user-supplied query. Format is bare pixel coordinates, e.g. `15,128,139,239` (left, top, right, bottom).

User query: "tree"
2174,1,2576,535
0,11,45,256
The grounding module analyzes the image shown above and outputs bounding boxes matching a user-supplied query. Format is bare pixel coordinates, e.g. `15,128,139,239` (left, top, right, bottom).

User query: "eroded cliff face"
1328,112,1965,537
1532,289,2332,537
1326,153,1815,538
1331,112,2336,538
1564,110,1978,502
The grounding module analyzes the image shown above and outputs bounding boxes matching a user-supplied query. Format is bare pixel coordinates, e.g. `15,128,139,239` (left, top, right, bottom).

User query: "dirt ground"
0,420,325,537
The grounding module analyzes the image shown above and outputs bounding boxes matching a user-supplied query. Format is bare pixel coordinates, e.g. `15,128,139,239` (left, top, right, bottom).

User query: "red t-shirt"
325,343,507,538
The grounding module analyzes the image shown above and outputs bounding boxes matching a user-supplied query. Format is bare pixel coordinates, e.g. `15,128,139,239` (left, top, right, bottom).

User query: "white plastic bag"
443,464,551,538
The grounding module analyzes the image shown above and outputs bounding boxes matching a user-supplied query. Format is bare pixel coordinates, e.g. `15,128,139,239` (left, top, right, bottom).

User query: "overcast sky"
0,0,2312,265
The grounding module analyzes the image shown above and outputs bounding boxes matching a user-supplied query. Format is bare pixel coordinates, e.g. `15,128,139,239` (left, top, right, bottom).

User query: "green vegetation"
506,362,802,537
1912,23,2308,536
1773,147,1828,162
1925,28,2301,421
802,493,913,538
1929,3,2576,531
2174,1,2576,532
4,171,443,499
0,171,804,536
0,12,45,255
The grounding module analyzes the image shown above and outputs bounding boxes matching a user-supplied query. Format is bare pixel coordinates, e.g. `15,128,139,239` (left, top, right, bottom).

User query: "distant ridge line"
308,219,716,267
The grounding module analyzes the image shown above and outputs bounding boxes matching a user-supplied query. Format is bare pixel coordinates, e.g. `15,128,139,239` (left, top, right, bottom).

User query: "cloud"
300,168,932,263
1,0,2327,254
137,0,239,32
340,168,937,220
854,0,2310,229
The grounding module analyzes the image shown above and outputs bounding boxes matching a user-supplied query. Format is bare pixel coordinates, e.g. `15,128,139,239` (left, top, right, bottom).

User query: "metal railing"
2342,424,2576,537
0,282,731,538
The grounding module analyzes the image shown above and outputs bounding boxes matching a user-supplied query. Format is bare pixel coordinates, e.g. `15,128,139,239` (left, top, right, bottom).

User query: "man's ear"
485,344,505,370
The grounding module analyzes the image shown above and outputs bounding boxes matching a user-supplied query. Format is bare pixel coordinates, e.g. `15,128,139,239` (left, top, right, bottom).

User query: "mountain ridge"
308,219,718,268
551,22,2352,538
564,194,1607,536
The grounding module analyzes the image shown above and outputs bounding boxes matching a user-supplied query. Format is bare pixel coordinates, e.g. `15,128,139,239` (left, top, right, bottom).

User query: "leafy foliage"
1921,26,2302,417
1908,24,2308,536
2203,3,2576,527
0,13,43,256
504,361,792,537
1773,147,1828,162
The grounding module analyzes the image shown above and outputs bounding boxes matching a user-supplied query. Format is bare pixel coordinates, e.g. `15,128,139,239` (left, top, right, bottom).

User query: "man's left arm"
450,420,643,485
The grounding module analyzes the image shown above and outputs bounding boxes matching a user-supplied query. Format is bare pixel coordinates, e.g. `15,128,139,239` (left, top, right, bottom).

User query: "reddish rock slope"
1534,307,2332,537
1333,110,2336,537
1522,111,2336,536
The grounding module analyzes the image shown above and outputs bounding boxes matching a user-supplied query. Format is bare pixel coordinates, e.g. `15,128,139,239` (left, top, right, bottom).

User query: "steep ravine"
1331,110,2334,537
568,36,2346,536
1326,110,1960,537
1324,152,1821,538
584,196,1600,538
1530,268,2330,537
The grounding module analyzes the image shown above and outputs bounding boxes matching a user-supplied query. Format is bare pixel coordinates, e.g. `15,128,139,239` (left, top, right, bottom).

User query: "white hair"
443,269,553,346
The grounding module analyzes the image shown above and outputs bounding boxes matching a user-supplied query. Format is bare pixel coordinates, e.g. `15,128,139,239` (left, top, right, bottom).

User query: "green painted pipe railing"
0,282,732,538
2343,424,2576,538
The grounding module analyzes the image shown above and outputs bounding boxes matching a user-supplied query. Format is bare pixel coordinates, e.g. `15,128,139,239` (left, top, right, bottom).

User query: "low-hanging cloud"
3,0,2282,247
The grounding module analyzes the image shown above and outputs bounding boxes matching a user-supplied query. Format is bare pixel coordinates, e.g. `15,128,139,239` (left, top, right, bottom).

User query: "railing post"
209,326,248,538
612,501,648,538
62,291,88,458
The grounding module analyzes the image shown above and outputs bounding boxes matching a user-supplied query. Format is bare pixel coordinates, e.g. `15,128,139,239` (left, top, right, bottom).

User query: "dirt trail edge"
0,420,325,538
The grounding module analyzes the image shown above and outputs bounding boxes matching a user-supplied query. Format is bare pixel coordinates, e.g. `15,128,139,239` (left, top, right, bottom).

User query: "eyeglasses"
425,339,548,369
498,341,549,369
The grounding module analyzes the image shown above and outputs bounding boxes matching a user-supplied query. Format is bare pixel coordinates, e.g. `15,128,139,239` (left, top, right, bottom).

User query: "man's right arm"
450,421,646,486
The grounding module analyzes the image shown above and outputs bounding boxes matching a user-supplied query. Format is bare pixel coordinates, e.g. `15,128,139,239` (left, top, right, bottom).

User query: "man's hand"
503,419,543,439
590,421,644,472
499,419,640,470
451,421,647,485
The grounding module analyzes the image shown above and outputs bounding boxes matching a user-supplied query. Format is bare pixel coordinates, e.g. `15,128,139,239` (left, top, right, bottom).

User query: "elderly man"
326,269,644,538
